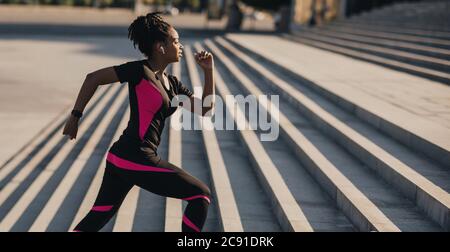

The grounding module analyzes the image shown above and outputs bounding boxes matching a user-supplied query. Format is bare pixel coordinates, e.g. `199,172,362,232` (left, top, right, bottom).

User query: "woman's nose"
180,44,184,49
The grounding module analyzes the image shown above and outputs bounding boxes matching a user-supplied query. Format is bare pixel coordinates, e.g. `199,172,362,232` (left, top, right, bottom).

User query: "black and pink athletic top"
110,59,193,157
73,60,210,233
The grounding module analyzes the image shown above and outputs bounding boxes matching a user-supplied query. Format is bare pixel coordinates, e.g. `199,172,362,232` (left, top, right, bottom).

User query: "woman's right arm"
62,67,119,140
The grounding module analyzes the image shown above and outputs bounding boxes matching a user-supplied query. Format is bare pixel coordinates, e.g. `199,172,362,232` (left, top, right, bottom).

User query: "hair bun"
127,12,172,57
146,12,164,27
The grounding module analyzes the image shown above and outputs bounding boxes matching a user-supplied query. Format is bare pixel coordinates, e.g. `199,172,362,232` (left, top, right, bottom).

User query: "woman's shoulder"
114,59,146,72
114,59,146,84
131,59,147,66
116,59,146,65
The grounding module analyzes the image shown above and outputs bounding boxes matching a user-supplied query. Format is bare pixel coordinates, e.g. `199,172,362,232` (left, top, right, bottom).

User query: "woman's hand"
194,50,214,71
62,115,80,140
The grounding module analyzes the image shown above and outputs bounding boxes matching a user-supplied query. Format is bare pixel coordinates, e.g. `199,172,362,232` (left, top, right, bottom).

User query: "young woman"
62,12,215,232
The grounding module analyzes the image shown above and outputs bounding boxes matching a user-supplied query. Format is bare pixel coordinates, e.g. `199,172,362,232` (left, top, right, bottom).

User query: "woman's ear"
155,42,166,54
154,42,162,53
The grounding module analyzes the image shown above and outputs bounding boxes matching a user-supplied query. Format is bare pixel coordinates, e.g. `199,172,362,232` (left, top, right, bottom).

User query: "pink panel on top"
107,152,175,173
135,78,163,141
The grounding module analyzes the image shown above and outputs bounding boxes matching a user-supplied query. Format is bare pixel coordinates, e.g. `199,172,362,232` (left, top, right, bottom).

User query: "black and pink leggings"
73,151,211,232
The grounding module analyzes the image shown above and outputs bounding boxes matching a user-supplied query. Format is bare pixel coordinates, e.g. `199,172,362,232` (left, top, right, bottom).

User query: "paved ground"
0,5,274,30
0,36,132,166
0,4,272,167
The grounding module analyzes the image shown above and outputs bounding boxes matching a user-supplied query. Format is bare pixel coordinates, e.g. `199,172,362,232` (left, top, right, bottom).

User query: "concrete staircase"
0,32,449,231
286,0,450,84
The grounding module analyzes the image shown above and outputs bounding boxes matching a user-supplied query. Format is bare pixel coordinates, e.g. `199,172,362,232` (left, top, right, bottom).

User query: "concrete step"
0,85,112,203
285,33,450,85
0,84,115,231
0,106,71,191
164,56,235,232
215,36,450,231
164,63,184,232
318,24,450,50
184,44,283,231
199,43,357,232
353,17,450,31
112,186,140,232
333,21,450,40
311,26,450,61
193,43,315,231
0,84,124,231
181,47,243,232
292,30,450,75
351,1,450,30
205,39,412,232
349,20,450,32
28,84,129,232
352,13,450,32
224,34,450,182
70,103,132,232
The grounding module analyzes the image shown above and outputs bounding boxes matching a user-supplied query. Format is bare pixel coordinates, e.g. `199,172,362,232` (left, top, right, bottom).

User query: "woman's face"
162,27,183,63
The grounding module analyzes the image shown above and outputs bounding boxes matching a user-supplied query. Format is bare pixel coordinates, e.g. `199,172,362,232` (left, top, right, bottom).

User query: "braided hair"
128,12,172,58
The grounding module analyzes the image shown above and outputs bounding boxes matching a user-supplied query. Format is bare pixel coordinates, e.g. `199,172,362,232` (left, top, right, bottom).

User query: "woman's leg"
73,162,133,232
156,159,211,232
108,155,212,232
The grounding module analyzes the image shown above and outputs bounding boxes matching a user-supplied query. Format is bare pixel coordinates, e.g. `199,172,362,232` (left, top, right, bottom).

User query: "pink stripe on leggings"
107,152,175,173
182,195,211,204
91,205,113,212
182,215,200,232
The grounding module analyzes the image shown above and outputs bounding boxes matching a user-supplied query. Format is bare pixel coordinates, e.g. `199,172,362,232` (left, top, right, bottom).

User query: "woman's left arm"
199,67,215,116
190,50,215,117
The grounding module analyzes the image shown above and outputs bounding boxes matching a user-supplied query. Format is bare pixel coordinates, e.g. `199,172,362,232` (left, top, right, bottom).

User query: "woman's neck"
146,58,168,76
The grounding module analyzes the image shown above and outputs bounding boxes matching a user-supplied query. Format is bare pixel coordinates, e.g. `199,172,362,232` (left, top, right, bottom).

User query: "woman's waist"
114,135,158,151
109,141,160,164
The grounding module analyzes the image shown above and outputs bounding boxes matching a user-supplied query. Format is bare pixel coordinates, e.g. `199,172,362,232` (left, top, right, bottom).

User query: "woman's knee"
202,185,212,199
198,184,212,203
183,183,212,204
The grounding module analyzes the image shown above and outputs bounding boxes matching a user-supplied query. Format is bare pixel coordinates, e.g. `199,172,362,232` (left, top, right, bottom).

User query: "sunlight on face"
167,27,184,62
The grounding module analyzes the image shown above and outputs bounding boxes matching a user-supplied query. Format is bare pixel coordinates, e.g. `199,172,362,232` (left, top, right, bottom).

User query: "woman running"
62,12,215,232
